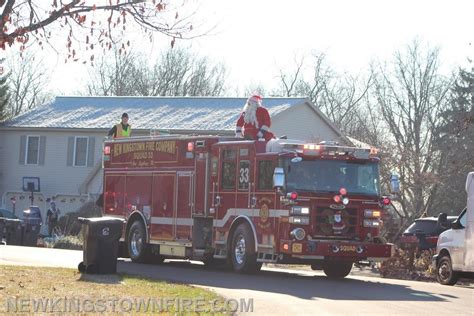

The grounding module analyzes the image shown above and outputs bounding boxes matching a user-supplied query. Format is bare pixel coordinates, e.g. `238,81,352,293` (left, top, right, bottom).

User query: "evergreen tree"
0,73,10,122
433,63,474,215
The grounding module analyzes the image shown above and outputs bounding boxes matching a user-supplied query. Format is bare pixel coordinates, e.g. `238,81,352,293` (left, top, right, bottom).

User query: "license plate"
292,243,302,253
340,245,356,252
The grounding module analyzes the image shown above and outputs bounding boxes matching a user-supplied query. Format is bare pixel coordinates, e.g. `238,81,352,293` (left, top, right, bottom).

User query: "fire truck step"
257,252,278,263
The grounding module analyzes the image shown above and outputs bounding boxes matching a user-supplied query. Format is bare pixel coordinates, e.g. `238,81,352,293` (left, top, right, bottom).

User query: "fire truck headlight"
289,216,310,225
363,219,381,228
364,210,382,218
290,206,310,215
290,228,306,241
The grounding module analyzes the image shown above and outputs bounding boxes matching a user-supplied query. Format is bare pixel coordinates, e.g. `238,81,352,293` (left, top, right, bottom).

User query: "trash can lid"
78,216,125,224
23,206,42,216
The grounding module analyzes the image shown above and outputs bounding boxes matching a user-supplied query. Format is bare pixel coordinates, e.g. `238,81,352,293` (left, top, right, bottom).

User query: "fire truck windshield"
283,158,381,196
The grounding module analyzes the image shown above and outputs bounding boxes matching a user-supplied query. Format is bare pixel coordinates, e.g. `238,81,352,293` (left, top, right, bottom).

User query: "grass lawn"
0,265,232,314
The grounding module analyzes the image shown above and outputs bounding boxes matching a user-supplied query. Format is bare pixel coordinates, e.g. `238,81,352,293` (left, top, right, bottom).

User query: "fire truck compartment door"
175,172,194,241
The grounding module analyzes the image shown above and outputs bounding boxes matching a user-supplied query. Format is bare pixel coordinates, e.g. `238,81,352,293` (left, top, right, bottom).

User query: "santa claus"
235,95,275,141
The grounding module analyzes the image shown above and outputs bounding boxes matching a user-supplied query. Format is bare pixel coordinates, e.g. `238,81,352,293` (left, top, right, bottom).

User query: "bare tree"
0,1,198,55
370,40,452,220
86,49,145,96
7,51,51,117
275,52,372,134
86,47,227,96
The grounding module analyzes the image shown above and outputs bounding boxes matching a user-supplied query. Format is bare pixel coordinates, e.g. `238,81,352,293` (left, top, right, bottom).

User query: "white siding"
271,102,340,142
0,130,105,215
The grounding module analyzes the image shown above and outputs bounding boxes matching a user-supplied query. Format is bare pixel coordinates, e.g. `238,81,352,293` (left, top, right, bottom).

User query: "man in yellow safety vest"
108,113,131,138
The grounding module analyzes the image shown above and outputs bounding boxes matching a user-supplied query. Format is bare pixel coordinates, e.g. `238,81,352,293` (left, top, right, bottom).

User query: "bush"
45,235,83,250
57,201,102,235
379,247,435,281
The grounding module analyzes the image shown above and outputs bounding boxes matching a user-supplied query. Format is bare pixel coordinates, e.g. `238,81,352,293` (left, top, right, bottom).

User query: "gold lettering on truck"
111,140,177,166
155,141,176,154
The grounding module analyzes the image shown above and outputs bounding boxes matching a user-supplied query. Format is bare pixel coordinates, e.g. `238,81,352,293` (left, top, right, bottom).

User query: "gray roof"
1,96,308,131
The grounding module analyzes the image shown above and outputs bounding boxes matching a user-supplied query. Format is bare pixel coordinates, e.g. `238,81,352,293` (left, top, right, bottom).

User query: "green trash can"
3,218,23,245
22,207,42,247
0,217,6,244
77,217,124,274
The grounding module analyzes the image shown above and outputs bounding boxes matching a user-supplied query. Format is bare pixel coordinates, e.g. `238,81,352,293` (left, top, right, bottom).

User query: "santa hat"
247,95,262,106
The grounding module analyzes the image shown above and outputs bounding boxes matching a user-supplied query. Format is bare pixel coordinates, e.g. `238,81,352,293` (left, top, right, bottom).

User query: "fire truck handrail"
103,135,237,143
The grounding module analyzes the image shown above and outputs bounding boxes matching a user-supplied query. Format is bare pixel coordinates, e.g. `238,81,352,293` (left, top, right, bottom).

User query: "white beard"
243,101,259,128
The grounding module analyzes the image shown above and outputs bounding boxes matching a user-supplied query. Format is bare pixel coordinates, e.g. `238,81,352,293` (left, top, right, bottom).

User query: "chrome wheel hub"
438,262,450,281
130,229,143,257
234,234,246,265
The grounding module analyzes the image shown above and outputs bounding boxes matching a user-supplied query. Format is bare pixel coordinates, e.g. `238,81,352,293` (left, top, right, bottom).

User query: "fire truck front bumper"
278,239,394,261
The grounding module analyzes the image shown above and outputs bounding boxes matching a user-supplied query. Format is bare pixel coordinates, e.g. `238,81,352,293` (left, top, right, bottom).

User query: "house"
0,96,346,222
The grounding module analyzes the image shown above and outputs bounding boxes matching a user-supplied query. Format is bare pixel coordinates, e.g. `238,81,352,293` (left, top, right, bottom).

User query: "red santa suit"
235,95,275,141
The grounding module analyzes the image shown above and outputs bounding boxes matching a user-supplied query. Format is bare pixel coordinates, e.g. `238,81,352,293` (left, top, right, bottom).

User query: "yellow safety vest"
115,123,131,138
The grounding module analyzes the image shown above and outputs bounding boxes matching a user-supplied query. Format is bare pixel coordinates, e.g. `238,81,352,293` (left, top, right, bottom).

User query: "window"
26,136,40,165
258,160,274,190
74,137,89,166
221,149,236,190
284,159,380,195
238,160,250,190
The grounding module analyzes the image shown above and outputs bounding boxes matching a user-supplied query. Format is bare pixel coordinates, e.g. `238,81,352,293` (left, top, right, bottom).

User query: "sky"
11,0,474,96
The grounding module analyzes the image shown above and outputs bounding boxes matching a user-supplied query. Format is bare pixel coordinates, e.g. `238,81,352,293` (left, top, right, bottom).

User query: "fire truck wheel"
230,223,261,273
323,261,353,278
127,221,149,263
436,255,459,285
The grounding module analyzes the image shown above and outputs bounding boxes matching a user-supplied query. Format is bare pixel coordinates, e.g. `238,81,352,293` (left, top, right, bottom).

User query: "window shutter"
39,136,46,165
67,136,74,166
87,136,96,167
19,135,26,165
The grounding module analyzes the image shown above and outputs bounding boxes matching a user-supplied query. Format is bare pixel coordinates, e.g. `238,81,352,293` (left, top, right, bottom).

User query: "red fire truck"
102,135,394,278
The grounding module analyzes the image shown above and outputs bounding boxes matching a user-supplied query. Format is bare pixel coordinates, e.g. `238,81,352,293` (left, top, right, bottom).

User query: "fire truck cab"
102,135,394,277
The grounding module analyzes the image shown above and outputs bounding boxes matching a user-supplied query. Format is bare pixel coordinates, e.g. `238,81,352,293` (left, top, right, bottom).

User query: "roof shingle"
2,96,307,130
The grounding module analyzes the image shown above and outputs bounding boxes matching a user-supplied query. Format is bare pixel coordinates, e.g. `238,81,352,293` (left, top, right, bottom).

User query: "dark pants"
48,220,58,236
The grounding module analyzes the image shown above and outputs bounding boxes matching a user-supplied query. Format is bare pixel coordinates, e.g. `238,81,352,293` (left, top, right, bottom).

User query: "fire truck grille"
313,207,357,238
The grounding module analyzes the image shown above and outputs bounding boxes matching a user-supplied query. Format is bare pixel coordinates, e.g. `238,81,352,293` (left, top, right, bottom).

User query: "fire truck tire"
323,261,353,278
127,221,150,263
230,223,262,273
436,255,459,285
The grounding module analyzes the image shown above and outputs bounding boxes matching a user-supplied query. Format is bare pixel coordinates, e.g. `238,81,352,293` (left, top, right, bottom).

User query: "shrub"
57,201,102,235
379,247,435,281
45,235,83,250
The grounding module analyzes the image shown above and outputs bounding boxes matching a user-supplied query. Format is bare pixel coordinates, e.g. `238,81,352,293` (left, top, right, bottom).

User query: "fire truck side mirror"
273,167,285,191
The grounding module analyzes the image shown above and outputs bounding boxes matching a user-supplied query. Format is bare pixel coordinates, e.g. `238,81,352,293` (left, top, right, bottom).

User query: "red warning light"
104,146,111,155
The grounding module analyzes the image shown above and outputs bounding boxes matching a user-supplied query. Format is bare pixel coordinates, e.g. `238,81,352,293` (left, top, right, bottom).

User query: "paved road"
1,246,473,315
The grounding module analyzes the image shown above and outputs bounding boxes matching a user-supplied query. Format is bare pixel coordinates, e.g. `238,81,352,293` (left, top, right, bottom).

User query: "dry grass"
0,265,231,314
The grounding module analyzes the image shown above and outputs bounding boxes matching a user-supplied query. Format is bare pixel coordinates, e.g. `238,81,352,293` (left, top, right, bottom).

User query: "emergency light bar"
279,142,378,159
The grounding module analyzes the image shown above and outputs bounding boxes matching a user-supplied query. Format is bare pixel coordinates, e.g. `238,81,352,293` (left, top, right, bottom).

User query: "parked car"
399,214,457,251
0,208,19,219
434,172,474,285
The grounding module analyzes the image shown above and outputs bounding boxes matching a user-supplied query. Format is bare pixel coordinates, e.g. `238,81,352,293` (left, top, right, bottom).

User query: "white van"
433,172,474,285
